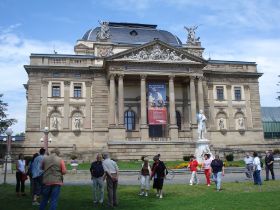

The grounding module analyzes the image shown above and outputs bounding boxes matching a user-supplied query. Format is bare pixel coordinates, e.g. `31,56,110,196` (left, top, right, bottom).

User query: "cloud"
0,24,73,134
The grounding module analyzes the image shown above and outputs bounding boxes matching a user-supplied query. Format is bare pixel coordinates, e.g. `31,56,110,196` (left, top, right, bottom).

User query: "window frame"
73,84,82,98
234,86,242,101
51,84,61,97
124,110,136,131
216,86,224,101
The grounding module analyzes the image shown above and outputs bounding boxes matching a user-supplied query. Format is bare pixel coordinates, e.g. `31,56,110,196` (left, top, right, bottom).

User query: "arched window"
124,110,136,131
176,111,181,131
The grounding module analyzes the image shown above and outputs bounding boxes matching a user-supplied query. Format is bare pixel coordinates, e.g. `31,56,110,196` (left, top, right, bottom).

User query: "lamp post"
3,127,15,184
40,127,52,154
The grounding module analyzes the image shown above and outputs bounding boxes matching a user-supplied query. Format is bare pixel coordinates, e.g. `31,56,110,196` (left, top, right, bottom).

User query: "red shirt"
189,160,198,172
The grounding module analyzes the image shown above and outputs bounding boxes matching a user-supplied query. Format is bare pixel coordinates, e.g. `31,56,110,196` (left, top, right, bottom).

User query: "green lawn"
1,181,280,210
67,160,245,170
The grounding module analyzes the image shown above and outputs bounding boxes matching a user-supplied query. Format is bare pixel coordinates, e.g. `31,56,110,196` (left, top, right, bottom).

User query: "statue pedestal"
194,139,213,164
3,155,12,173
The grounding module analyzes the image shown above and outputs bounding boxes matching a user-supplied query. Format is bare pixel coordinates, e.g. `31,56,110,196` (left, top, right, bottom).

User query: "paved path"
1,168,279,186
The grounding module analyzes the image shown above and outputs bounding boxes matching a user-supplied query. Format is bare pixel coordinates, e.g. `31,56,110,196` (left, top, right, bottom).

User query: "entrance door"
149,125,165,137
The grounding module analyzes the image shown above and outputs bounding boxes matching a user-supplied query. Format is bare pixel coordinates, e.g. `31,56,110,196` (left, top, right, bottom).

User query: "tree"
0,94,17,134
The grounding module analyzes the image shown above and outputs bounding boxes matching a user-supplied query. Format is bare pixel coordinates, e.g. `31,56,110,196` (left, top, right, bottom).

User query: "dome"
82,22,182,47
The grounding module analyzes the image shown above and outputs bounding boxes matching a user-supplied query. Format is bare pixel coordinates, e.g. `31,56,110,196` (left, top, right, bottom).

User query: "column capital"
190,76,196,81
244,84,250,90
64,81,71,86
109,74,116,80
42,80,49,86
118,74,124,79
169,74,175,80
140,74,147,80
85,81,92,87
207,83,214,89
226,84,231,89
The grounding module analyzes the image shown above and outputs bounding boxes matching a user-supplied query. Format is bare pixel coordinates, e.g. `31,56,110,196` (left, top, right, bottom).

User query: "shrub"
183,155,192,161
273,149,280,154
225,153,234,162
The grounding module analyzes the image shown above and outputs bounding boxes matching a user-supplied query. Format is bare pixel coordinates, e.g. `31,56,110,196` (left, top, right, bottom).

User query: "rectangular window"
52,84,60,97
73,84,82,98
216,86,224,100
234,87,242,101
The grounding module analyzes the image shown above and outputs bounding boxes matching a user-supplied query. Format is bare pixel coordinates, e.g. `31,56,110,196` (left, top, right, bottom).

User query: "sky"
0,0,280,134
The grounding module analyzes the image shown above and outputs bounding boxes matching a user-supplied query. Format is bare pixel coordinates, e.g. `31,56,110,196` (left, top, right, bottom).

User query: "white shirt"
102,158,119,174
18,159,25,173
253,157,261,171
244,156,253,165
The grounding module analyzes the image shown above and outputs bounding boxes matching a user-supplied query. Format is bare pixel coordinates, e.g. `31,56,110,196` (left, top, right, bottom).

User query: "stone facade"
23,22,264,160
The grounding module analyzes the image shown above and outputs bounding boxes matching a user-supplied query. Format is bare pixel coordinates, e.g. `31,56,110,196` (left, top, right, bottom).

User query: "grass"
1,181,280,210
67,160,245,170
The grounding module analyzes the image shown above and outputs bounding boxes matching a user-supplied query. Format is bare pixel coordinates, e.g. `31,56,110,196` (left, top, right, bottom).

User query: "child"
188,155,199,185
139,157,151,196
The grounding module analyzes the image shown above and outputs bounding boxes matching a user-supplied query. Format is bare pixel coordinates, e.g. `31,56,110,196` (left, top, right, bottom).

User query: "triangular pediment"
107,40,205,64
74,43,90,49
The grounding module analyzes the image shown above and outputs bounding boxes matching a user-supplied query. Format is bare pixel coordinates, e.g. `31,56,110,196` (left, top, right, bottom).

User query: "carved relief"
72,112,83,131
97,46,113,57
121,44,194,62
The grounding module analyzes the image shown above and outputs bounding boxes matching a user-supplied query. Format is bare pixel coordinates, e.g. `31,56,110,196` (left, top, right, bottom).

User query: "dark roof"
0,136,25,141
261,107,280,122
208,60,256,65
82,22,182,47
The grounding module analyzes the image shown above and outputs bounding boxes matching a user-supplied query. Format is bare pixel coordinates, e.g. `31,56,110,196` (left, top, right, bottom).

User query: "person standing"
252,152,262,185
102,153,119,208
265,150,275,181
210,155,224,191
138,157,151,196
90,153,105,205
31,148,46,205
39,148,66,210
244,153,254,179
188,155,199,185
202,154,212,186
151,155,167,199
16,154,27,196
27,153,39,199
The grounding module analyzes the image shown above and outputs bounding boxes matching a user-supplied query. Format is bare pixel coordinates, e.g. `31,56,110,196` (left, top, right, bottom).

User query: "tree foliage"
0,94,17,134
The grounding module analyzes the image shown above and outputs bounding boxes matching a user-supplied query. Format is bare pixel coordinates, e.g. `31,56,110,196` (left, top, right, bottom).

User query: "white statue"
52,116,58,129
96,21,110,40
197,110,207,139
238,117,244,129
184,25,200,44
219,118,225,130
74,117,81,129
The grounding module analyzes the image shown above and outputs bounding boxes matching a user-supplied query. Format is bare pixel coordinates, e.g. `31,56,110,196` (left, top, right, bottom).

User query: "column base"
109,126,126,140
169,125,178,140
140,125,149,140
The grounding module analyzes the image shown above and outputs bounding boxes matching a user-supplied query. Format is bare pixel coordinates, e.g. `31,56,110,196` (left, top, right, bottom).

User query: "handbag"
21,173,28,182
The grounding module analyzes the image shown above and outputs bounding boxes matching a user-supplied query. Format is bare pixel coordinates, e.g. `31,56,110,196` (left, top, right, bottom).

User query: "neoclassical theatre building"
24,22,263,160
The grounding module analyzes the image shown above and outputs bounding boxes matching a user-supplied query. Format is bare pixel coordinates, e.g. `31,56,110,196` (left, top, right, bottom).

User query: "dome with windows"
81,22,182,47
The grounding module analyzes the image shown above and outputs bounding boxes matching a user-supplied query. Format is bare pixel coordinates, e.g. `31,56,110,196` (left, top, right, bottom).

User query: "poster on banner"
147,84,167,125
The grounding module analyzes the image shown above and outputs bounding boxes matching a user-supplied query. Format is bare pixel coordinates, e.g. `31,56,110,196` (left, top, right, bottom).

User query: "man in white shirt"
102,153,119,207
244,153,253,179
252,152,262,185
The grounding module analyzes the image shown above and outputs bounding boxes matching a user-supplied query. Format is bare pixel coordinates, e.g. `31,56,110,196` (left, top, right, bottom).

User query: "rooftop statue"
96,21,110,41
184,25,200,45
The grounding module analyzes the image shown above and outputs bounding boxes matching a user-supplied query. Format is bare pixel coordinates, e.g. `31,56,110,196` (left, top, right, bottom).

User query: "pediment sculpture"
122,44,194,62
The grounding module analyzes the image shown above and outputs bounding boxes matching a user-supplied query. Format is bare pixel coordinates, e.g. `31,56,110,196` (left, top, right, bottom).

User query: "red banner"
148,108,167,125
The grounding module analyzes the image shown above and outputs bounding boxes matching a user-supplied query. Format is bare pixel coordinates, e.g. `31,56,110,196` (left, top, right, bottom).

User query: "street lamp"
3,127,15,184
40,127,52,154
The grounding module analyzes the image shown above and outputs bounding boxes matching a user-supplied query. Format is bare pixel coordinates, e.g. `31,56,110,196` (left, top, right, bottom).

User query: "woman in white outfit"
138,157,151,197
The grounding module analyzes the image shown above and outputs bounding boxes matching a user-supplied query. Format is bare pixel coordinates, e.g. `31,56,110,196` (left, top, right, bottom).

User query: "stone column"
84,81,92,129
169,75,178,139
197,76,204,111
183,79,190,129
208,84,215,130
189,76,197,124
41,81,48,129
226,85,234,129
118,74,124,126
64,81,70,129
244,85,253,129
140,75,149,140
109,74,116,126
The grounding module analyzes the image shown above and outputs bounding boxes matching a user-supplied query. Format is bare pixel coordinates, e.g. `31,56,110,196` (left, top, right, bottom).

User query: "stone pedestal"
194,139,213,164
4,155,12,173
169,125,178,140
140,125,149,140
109,126,126,140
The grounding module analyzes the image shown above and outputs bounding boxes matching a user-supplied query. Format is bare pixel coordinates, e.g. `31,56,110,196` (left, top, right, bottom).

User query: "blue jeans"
213,172,222,190
253,170,262,185
92,177,104,203
39,185,61,210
